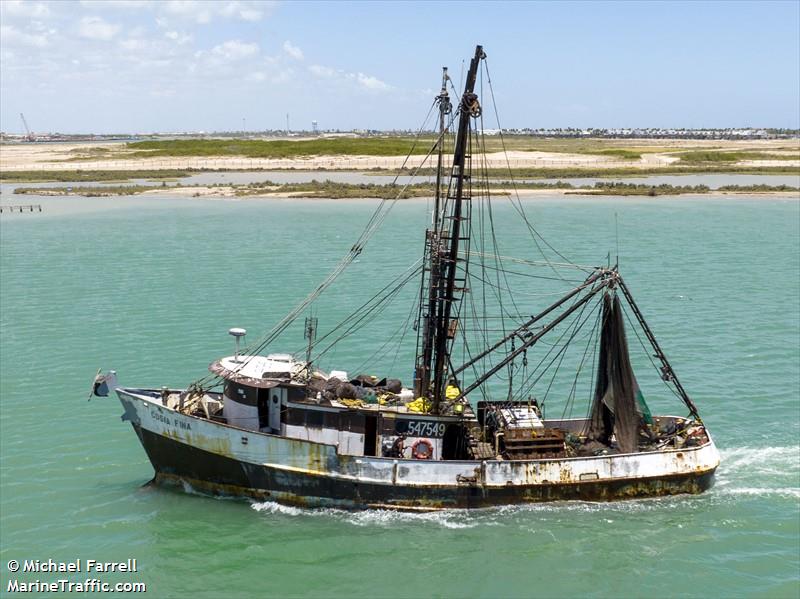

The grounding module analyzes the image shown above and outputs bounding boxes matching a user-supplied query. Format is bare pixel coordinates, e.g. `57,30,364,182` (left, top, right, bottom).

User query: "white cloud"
282,40,303,61
220,1,267,22
78,16,121,41
119,38,148,52
206,40,259,61
271,68,294,84
157,1,272,24
0,0,412,134
163,1,211,24
355,72,389,91
238,7,264,22
79,0,150,7
76,0,274,22
309,64,391,93
1,1,51,18
309,64,336,78
165,30,192,45
0,24,50,48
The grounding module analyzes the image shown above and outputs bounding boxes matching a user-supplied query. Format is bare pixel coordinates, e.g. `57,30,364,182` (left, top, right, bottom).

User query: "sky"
1,0,799,134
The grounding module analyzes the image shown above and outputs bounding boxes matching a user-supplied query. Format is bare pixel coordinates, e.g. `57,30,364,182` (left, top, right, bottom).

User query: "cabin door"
364,415,378,456
258,387,284,433
268,387,284,433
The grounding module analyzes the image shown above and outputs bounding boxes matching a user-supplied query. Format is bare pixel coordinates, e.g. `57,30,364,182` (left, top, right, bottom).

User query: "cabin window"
364,415,377,456
339,412,365,434
306,410,324,429
224,380,257,406
257,389,270,429
285,408,304,427
287,386,306,402
284,406,338,430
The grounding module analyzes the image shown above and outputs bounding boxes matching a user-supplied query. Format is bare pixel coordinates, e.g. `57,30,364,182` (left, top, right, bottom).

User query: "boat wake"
719,445,800,475
250,500,482,529
248,445,800,526
248,495,709,528
713,445,800,499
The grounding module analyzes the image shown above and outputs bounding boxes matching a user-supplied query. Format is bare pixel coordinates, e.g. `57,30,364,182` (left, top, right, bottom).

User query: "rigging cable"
482,58,585,278
560,304,603,420
619,301,686,405
188,100,451,391
310,260,424,362
513,293,599,404
533,295,598,409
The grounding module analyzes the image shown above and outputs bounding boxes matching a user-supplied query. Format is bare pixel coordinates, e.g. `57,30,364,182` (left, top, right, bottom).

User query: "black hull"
133,424,716,510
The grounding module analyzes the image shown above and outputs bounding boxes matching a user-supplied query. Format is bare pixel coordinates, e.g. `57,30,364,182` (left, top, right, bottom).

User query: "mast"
414,44,485,413
433,67,450,231
415,68,451,399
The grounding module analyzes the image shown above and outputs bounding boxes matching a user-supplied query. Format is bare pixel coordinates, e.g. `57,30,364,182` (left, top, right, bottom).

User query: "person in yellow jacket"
445,383,460,400
407,397,431,413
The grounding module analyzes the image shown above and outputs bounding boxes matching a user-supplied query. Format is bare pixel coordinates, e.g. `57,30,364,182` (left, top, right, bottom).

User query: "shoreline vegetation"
115,138,799,162
0,169,192,183
2,163,799,184
376,165,800,177
13,180,800,199
1,137,797,184
2,138,797,201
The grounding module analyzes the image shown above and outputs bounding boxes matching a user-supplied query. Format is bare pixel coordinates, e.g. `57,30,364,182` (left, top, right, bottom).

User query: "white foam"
250,500,309,517
718,445,800,478
711,445,800,501
248,495,711,526
244,446,800,524
718,487,800,499
720,445,800,471
249,500,482,528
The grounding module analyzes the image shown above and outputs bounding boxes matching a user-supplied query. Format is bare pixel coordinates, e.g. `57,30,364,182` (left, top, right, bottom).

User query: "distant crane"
19,113,35,142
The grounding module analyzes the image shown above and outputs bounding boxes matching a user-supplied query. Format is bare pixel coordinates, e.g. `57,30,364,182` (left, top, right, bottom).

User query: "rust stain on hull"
137,424,717,511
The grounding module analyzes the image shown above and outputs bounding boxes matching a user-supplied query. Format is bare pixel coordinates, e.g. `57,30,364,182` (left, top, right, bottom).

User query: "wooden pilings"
0,204,42,213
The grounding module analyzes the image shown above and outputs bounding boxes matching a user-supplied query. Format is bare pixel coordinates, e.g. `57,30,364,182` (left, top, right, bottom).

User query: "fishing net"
587,293,643,453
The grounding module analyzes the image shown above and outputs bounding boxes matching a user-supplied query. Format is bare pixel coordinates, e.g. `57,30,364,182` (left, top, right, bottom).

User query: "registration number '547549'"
397,420,447,438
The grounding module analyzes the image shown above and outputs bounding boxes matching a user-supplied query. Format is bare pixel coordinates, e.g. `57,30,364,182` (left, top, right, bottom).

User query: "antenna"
229,327,247,362
304,316,318,372
286,113,290,135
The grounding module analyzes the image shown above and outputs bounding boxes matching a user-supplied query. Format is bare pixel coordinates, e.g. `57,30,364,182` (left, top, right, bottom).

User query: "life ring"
411,439,433,460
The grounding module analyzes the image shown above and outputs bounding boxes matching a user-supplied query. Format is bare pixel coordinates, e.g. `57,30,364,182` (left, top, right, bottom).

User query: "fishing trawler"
98,46,719,509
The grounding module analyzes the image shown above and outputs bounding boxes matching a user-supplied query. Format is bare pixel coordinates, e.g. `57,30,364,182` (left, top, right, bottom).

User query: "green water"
1,194,798,598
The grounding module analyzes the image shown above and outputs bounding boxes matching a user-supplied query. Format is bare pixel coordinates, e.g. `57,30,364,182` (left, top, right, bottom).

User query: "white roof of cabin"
209,353,304,387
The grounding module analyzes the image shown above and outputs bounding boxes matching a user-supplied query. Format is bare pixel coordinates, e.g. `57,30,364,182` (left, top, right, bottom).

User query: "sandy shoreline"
10,184,791,200
140,187,800,200
2,138,798,172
